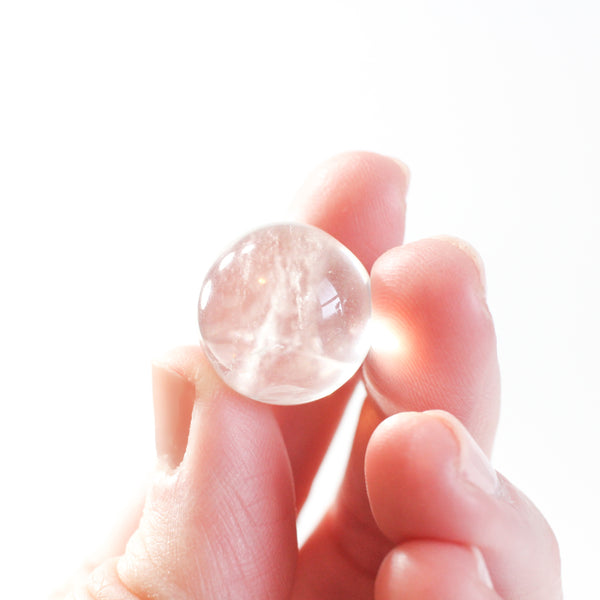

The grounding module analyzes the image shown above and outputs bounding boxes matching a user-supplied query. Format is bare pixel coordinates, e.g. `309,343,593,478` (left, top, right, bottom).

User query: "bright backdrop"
1,1,598,598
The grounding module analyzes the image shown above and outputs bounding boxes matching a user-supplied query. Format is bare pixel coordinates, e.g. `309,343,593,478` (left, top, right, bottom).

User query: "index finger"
274,151,409,508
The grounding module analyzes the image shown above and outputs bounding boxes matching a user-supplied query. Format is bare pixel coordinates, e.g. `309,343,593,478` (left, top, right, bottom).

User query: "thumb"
74,347,297,600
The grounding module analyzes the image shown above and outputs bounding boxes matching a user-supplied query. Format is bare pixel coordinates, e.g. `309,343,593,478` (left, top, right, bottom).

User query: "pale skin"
62,152,562,599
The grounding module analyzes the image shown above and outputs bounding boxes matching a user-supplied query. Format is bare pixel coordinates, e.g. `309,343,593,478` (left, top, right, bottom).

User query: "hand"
62,152,562,599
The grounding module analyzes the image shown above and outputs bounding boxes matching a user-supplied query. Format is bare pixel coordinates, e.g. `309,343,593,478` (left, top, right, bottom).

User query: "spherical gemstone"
198,223,371,405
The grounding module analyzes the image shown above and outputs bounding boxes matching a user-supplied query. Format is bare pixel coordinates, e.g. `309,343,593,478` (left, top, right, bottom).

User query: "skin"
60,152,562,599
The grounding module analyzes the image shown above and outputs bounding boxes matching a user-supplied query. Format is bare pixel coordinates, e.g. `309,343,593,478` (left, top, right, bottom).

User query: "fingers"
291,399,392,600
152,151,409,508
364,237,500,453
80,347,298,600
274,151,410,507
152,354,196,469
366,411,563,600
375,541,501,600
85,152,408,600
294,237,503,597
271,375,358,509
291,151,409,272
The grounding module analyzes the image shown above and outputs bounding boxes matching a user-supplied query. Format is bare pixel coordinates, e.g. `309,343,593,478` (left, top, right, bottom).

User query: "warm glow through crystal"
197,223,371,405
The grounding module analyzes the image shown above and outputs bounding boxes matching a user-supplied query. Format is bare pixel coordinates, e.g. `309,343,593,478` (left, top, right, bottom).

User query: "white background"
1,1,598,598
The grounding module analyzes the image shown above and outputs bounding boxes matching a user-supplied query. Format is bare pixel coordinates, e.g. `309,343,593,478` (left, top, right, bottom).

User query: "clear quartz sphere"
198,223,371,405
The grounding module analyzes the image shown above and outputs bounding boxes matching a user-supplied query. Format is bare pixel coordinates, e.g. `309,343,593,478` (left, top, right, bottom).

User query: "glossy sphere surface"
198,223,371,405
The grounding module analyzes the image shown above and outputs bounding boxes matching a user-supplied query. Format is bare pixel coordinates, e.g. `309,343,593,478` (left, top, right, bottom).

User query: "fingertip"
363,238,500,450
365,411,459,541
290,151,409,270
151,346,225,470
366,410,499,533
152,362,195,469
430,235,487,295
389,156,411,184
375,541,500,600
128,348,299,600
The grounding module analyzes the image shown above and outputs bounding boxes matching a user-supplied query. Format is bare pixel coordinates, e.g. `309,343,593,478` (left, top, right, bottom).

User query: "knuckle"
81,558,142,600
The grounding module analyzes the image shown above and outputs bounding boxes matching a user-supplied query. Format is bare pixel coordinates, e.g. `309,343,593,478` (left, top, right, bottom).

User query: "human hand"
62,152,562,599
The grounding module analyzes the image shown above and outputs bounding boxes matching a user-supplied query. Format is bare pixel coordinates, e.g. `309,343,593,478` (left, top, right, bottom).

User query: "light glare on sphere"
197,223,371,405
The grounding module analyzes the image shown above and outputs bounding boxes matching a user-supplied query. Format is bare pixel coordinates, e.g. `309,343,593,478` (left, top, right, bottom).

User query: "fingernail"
471,547,494,589
152,363,195,469
428,413,498,494
432,235,487,294
390,157,411,186
452,420,499,495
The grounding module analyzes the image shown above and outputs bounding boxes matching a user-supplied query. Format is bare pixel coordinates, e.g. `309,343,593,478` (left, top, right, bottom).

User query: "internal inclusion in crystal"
198,223,371,405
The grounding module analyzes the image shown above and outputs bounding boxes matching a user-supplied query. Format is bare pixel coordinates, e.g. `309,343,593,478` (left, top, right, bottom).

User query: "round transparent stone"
198,223,371,405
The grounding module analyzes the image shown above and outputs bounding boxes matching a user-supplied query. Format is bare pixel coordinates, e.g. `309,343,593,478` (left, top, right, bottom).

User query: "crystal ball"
198,223,371,405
